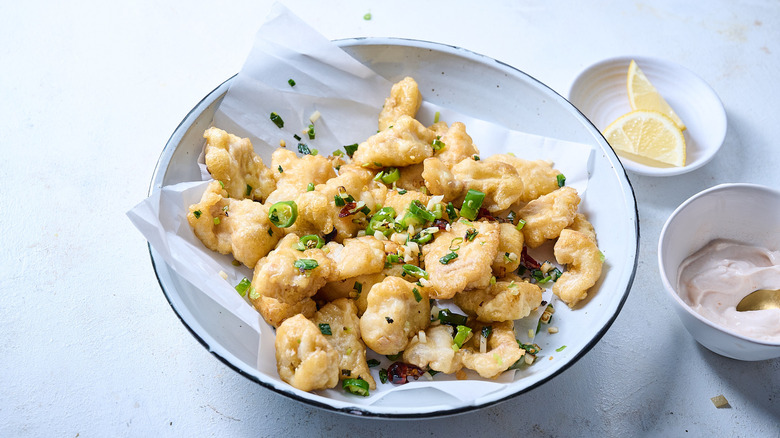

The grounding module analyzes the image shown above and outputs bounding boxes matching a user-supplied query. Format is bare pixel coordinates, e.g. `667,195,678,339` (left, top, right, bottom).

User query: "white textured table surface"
2,1,779,436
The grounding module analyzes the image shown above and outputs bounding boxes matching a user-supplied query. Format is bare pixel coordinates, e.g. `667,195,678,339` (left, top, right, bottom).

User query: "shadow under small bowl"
658,183,780,361
569,56,727,177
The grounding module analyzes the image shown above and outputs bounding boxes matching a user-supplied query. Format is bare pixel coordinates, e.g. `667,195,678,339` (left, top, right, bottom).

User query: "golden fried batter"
275,314,340,391
423,220,500,299
403,325,464,374
352,115,436,169
203,127,276,202
460,320,524,379
553,229,603,308
266,149,337,205
312,298,377,389
492,223,524,278
378,76,422,131
187,181,280,268
324,236,386,282
517,186,580,248
434,122,480,166
454,277,543,322
485,154,561,203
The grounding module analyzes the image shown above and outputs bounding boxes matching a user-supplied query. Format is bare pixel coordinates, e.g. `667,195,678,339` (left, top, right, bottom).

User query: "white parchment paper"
128,2,594,405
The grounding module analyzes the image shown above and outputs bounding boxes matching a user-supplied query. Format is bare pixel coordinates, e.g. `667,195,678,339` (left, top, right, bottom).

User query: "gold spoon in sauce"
736,289,780,312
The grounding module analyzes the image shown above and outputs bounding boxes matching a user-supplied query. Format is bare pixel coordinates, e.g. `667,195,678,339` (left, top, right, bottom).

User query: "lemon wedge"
627,60,686,131
603,110,686,167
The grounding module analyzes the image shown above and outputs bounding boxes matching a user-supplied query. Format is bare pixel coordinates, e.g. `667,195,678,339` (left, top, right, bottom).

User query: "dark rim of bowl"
146,36,640,418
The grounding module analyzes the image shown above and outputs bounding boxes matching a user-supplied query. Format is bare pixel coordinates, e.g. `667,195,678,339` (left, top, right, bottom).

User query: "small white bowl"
658,183,780,361
569,56,727,177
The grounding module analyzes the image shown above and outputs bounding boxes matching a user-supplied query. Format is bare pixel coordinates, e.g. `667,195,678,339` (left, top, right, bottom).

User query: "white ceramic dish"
568,56,727,177
148,38,639,417
658,183,780,361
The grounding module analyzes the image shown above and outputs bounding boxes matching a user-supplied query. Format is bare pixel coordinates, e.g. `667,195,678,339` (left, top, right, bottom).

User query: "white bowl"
149,38,639,417
569,56,727,177
658,183,780,361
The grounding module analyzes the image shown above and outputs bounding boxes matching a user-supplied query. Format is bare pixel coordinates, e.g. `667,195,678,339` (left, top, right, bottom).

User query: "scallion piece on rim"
459,189,485,220
268,201,298,228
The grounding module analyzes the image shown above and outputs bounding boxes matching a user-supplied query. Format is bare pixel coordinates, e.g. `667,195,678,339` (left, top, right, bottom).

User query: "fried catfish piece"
566,213,597,243
359,276,430,355
460,320,524,379
352,115,436,169
454,277,543,323
315,272,385,317
485,154,561,203
403,325,464,374
492,223,524,278
291,169,387,242
275,314,340,391
187,181,280,268
265,149,337,205
393,162,427,192
324,236,386,282
378,77,423,131
553,229,603,308
203,127,276,202
434,122,480,166
422,157,524,212
517,186,580,248
423,220,500,299
253,294,317,328
251,234,335,306
312,298,377,389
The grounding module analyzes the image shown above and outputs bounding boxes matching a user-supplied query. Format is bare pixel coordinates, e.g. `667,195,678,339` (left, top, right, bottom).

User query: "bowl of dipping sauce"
658,183,780,361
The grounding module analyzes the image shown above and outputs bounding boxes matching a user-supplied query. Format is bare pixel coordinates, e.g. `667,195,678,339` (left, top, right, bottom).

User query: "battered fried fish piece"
553,229,603,308
187,181,280,268
266,149,337,205
566,212,597,243
422,157,524,212
382,189,431,220
434,122,480,166
315,272,385,316
359,276,430,355
454,277,543,323
403,325,464,374
485,154,561,203
378,76,422,131
393,162,427,192
253,294,317,328
423,220,500,299
352,115,436,169
275,314,340,391
203,127,277,202
492,223,524,278
324,236,386,282
250,234,335,306
312,298,377,389
517,186,580,248
460,320,524,379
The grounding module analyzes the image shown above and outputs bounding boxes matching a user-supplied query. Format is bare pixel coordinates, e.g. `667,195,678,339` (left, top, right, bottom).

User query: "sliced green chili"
297,234,325,250
306,182,315,192
268,201,298,228
402,264,429,279
366,206,396,237
515,218,526,231
409,200,436,222
412,287,422,302
460,189,485,220
453,325,472,349
380,168,400,184
235,277,251,297
439,252,458,265
293,258,319,271
342,378,369,396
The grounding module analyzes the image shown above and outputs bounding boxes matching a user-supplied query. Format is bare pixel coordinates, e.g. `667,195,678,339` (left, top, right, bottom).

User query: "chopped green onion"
465,228,479,241
245,184,253,197
342,378,369,396
449,237,463,252
453,325,472,349
506,210,516,224
515,219,526,231
556,173,566,187
481,326,492,339
437,309,468,326
363,12,372,20
518,342,541,355
402,264,429,279
472,155,480,161
235,277,251,297
193,210,202,219
293,258,319,271
297,234,325,250
434,111,440,123
270,112,284,128
353,281,363,294
306,182,315,192
277,165,283,173
268,201,298,228
385,254,401,268
379,369,389,383
409,200,436,222
307,124,315,140
411,229,434,245
385,353,402,361
297,143,312,155
367,206,397,237
431,137,446,151
446,202,458,221
385,316,394,324
293,134,301,141
344,144,359,157
380,168,400,184
412,288,422,302
332,149,344,157
319,323,332,335
460,189,485,220
367,359,380,368
288,78,296,87
267,228,274,236
556,345,567,352
439,252,458,265
213,217,220,225
218,180,225,189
